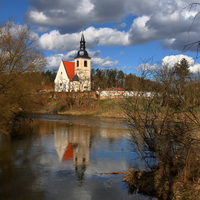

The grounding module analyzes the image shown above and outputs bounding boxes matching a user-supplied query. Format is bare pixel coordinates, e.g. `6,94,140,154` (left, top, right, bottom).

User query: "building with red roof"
54,32,91,92
100,87,125,91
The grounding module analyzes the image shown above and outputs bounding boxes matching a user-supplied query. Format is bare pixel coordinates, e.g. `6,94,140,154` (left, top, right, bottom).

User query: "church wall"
54,61,70,92
70,81,80,92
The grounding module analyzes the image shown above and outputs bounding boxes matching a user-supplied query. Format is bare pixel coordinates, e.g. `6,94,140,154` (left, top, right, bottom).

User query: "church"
54,32,91,92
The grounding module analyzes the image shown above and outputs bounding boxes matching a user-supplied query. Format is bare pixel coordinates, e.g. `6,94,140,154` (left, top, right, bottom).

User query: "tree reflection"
122,61,200,199
0,124,45,200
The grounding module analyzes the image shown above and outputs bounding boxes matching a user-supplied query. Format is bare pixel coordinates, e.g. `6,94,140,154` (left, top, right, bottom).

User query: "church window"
84,60,87,67
60,83,62,86
77,60,79,67
61,72,62,74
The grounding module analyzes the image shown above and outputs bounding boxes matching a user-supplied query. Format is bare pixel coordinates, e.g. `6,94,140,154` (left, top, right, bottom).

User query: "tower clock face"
80,51,84,56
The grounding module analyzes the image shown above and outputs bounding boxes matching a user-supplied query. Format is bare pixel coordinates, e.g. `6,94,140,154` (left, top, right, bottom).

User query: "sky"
1,0,200,75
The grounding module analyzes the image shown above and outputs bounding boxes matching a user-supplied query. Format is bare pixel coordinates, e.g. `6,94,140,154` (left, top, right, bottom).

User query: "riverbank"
38,97,128,120
37,95,200,123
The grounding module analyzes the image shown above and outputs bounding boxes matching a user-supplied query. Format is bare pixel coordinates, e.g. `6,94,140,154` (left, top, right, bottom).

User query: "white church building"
54,33,91,92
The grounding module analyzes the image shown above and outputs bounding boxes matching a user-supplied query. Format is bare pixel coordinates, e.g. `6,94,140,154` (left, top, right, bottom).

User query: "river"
0,114,156,200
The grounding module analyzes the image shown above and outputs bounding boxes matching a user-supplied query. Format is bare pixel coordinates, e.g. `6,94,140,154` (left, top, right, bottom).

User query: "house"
100,87,125,91
54,32,91,92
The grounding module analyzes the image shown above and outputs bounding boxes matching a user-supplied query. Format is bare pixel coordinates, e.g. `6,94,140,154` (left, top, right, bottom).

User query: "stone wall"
97,91,161,100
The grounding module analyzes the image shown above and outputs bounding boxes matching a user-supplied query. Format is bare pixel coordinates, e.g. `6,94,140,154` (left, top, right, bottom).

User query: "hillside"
38,94,127,120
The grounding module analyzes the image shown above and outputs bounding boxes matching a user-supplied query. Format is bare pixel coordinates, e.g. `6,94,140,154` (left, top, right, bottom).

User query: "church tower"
74,32,91,92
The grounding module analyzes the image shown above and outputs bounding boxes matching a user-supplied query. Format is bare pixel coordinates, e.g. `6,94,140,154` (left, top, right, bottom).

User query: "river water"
0,114,155,200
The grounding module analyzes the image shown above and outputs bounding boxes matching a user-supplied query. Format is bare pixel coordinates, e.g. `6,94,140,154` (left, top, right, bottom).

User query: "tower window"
84,61,87,67
77,60,79,67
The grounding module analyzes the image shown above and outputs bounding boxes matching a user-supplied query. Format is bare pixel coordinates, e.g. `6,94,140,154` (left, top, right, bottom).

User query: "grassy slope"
40,97,128,119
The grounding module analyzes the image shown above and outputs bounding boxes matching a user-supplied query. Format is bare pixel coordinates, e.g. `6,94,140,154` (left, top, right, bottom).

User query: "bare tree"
0,20,47,133
183,3,200,57
122,60,200,199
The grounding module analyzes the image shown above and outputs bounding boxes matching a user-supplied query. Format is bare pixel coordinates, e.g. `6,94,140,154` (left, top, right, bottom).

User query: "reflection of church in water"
53,122,124,182
54,124,92,182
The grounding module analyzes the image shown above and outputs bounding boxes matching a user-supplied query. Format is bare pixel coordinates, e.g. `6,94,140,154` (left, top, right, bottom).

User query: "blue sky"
1,0,200,74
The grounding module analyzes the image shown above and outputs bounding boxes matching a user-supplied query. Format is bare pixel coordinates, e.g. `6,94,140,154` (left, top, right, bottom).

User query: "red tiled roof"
100,87,125,91
63,61,75,81
62,143,73,162
113,87,125,91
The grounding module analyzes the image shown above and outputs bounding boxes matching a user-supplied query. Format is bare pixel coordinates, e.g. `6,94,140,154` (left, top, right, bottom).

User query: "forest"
42,68,160,92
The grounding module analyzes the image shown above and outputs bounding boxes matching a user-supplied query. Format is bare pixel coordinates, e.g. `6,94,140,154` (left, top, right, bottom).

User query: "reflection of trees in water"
123,109,200,199
122,60,200,199
0,127,45,200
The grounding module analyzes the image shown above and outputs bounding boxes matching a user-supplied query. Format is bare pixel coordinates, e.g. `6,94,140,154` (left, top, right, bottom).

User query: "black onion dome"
72,74,79,81
75,33,91,59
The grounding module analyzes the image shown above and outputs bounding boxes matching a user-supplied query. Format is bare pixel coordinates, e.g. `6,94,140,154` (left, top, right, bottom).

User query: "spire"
80,30,85,51
81,27,84,37
74,29,91,59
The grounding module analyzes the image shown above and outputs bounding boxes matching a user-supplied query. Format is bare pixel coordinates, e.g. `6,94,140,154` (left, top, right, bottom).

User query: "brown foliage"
0,20,47,133
123,60,200,199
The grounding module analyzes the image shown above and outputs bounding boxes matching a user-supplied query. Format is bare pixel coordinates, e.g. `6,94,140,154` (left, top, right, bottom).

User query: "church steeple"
80,32,85,51
74,30,91,92
75,31,91,59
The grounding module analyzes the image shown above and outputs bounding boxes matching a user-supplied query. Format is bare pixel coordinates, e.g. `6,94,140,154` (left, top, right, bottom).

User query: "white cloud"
29,10,48,21
190,63,200,73
88,50,101,57
0,23,39,41
118,22,126,29
76,0,94,15
127,66,135,70
47,54,64,70
25,0,200,52
39,27,129,52
114,22,126,30
91,57,118,68
162,54,200,73
46,50,116,70
135,54,200,73
24,0,159,33
47,51,77,70
39,30,80,52
138,63,158,71
162,54,194,67
120,66,127,69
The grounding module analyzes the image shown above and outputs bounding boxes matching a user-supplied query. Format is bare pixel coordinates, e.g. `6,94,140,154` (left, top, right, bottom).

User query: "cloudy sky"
1,0,200,74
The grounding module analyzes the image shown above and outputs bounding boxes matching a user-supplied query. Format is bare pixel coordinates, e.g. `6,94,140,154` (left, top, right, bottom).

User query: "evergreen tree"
174,58,191,96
